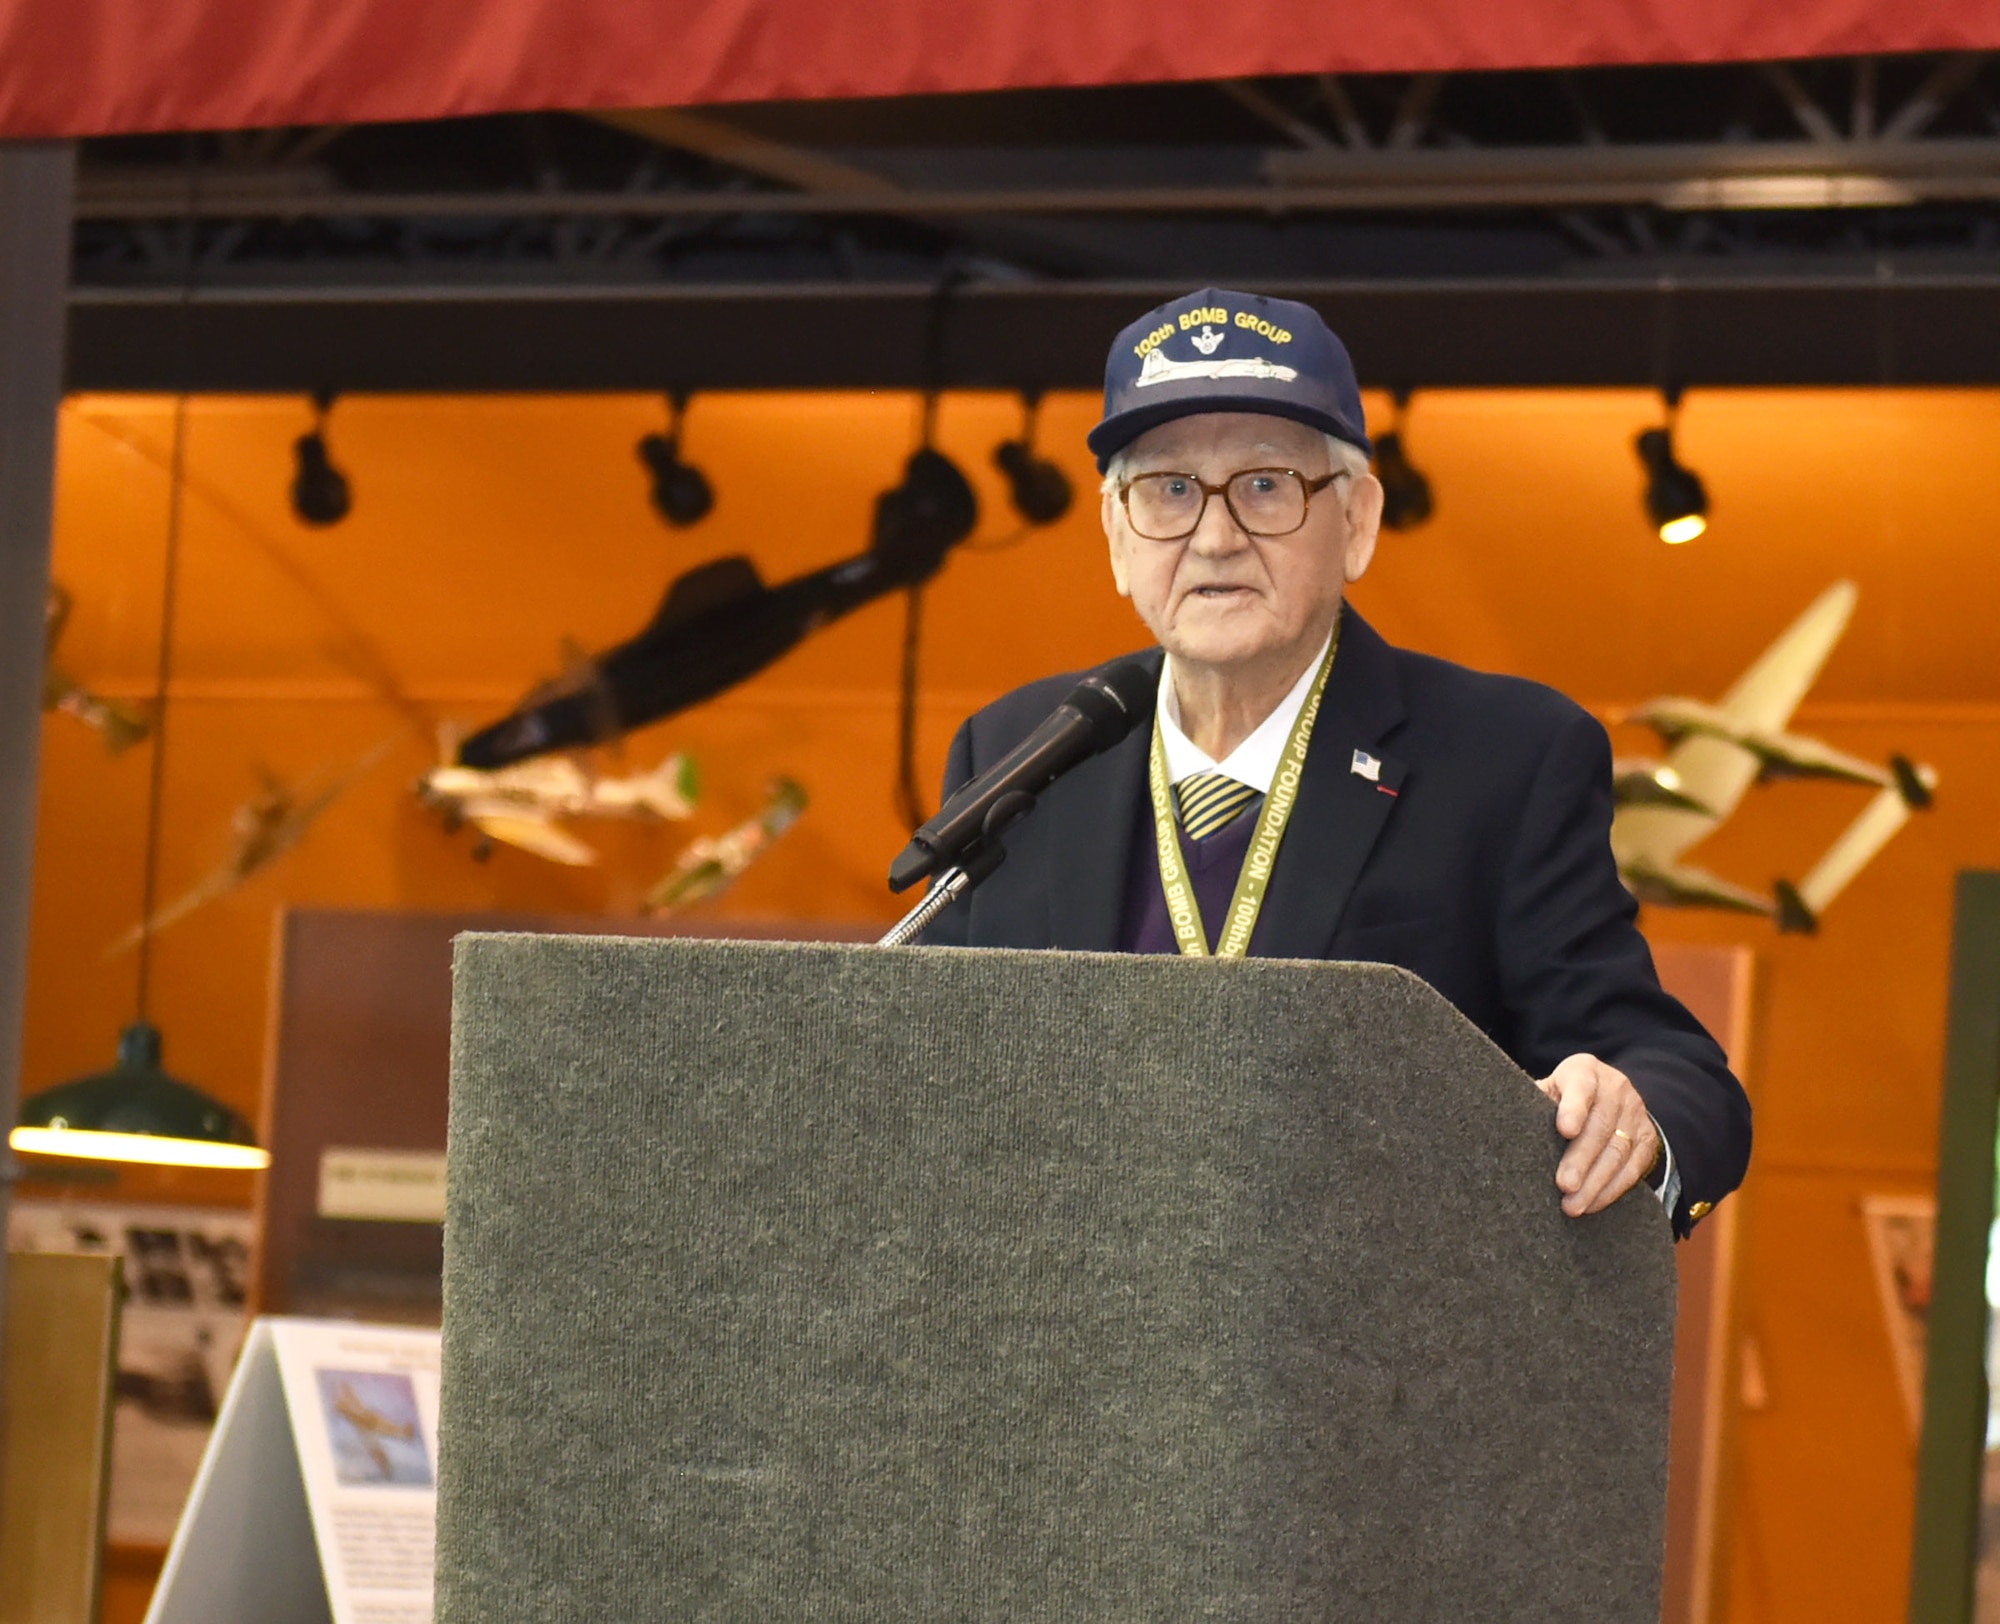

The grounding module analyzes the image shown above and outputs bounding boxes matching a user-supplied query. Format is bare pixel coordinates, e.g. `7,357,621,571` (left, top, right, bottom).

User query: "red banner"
3,0,1996,138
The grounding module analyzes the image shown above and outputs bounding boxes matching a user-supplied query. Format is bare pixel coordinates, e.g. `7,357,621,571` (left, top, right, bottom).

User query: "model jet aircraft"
417,748,700,867
457,446,978,768
108,741,396,955
1611,580,1936,932
645,777,808,913
43,584,152,754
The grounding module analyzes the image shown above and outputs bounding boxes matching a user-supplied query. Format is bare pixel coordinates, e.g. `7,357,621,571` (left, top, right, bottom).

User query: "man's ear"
1340,473,1384,583
1103,488,1133,598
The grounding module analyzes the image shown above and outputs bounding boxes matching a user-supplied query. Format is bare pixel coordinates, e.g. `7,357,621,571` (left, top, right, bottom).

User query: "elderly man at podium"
923,288,1750,1240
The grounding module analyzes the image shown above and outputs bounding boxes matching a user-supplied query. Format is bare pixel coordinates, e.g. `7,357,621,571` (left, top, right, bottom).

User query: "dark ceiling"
65,52,2000,393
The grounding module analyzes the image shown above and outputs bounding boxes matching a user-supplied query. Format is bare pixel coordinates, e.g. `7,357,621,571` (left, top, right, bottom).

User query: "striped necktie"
1175,771,1259,841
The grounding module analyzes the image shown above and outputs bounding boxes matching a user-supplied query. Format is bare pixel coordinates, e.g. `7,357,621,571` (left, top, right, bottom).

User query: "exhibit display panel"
1649,943,1753,1624
1909,873,2000,1624
257,907,874,1324
0,1251,122,1624
438,935,1676,1621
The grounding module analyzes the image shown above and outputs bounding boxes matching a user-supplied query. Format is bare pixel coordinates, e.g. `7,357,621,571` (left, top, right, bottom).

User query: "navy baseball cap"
1086,288,1371,471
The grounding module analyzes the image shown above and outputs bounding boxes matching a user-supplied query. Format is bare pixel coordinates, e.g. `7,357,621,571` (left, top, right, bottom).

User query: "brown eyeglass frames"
1115,467,1343,541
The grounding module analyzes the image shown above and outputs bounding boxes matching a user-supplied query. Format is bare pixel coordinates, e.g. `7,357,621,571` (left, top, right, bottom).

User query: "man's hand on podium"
1536,1054,1662,1218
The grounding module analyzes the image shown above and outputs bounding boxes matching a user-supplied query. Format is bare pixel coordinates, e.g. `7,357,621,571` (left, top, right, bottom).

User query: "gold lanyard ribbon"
1147,627,1339,959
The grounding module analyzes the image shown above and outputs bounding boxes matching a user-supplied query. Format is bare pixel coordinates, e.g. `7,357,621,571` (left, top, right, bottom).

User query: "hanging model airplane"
1610,579,1936,933
455,446,979,768
416,747,700,867
43,584,152,754
644,777,808,913
107,740,398,955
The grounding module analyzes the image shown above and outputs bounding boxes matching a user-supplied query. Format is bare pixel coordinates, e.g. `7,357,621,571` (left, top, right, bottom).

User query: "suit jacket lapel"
1048,648,1161,951
1253,608,1409,961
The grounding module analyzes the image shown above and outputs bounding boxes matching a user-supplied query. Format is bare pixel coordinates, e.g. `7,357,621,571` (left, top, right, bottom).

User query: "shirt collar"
1156,628,1335,795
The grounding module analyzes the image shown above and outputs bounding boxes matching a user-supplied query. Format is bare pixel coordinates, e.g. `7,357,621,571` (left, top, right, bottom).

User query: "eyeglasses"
1115,467,1342,541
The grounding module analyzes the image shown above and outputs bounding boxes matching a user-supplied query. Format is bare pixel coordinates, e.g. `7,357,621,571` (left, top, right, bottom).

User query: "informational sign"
8,1199,254,1545
317,1149,448,1224
147,1317,440,1624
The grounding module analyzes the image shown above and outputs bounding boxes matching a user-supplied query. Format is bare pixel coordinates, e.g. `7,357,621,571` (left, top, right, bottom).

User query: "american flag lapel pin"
1352,748,1400,797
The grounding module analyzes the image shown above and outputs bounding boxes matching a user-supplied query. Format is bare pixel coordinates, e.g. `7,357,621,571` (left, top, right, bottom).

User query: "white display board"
146,1317,441,1624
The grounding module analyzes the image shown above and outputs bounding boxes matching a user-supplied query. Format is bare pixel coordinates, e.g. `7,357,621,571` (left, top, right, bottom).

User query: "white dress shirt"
1154,629,1681,1217
1157,630,1333,793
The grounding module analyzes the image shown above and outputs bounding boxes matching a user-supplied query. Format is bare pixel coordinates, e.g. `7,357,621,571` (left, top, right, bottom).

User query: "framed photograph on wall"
1860,1193,1937,1436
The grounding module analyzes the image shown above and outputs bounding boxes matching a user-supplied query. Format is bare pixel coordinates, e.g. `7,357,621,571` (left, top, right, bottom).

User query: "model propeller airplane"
43,584,152,754
1611,580,1935,932
644,776,807,913
456,444,980,769
417,746,701,866
644,776,808,912
108,740,397,955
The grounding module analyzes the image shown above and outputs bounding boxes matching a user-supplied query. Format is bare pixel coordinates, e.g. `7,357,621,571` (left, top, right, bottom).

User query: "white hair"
1100,430,1371,492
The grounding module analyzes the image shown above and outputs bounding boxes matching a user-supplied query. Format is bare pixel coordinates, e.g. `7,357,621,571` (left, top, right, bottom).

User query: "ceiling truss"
64,53,2000,392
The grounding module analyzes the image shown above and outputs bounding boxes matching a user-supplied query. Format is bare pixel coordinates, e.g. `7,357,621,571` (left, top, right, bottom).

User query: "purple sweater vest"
1116,793,1267,956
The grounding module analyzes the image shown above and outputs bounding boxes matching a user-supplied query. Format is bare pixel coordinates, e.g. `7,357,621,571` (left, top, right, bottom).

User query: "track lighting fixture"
993,392,1072,526
1636,389,1708,545
874,443,979,567
290,388,352,527
1374,390,1434,531
638,392,715,528
884,396,979,831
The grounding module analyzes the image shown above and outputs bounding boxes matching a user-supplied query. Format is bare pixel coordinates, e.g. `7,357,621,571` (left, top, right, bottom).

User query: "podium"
437,936,1675,1622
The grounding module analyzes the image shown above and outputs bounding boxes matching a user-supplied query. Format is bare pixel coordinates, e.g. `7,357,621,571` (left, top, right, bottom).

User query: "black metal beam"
65,271,2000,393
65,137,2000,216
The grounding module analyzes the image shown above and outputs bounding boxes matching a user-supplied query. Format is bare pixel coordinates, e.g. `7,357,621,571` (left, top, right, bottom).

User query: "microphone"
888,658,1157,893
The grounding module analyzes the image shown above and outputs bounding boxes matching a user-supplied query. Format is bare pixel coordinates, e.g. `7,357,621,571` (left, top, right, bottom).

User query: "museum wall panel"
20,386,2000,1624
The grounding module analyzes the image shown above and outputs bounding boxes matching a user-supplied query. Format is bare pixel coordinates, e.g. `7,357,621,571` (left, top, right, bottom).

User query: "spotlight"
290,389,351,527
638,392,714,528
993,392,1072,526
873,444,978,568
1374,391,1433,531
1636,392,1708,545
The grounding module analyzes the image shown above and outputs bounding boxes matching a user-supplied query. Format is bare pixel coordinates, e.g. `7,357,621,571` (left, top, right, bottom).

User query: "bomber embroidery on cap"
1134,349,1299,388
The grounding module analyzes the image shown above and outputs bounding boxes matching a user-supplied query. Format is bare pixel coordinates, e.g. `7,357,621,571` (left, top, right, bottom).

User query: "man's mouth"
1190,585,1252,599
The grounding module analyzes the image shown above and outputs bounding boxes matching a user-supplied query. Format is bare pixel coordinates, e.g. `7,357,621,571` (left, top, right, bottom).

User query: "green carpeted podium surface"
437,935,1674,1622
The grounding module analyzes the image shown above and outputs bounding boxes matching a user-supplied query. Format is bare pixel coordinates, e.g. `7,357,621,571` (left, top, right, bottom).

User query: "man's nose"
1186,490,1251,556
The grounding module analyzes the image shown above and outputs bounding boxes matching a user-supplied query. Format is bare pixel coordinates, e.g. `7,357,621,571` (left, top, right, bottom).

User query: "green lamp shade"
12,1021,269,1170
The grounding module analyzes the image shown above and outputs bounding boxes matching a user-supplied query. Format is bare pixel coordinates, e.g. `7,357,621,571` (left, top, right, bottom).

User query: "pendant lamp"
13,1022,264,1169
12,387,270,1173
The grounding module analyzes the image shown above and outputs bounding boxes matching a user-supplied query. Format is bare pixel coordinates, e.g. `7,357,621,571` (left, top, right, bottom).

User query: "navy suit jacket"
921,608,1751,1237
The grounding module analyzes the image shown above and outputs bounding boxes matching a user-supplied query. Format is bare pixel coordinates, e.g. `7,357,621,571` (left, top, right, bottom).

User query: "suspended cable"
133,393,189,1024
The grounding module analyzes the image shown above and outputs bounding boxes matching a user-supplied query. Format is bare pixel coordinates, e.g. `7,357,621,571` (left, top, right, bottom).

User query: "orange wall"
23,386,2000,1622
